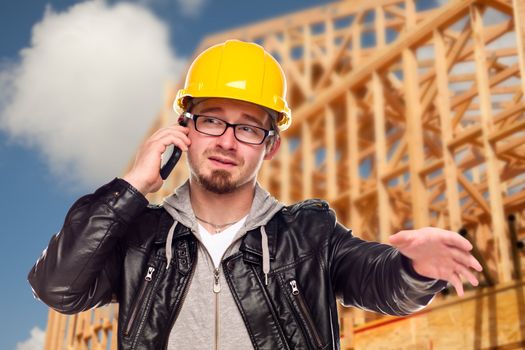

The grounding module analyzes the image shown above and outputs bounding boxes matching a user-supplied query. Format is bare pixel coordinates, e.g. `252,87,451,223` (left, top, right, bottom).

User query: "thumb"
387,231,410,247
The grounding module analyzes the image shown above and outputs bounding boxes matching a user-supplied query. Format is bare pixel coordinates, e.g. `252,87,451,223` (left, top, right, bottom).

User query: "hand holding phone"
123,114,189,194
159,115,188,179
160,145,182,179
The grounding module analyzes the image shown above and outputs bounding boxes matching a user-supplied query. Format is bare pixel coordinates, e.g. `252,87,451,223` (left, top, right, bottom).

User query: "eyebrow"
196,107,266,127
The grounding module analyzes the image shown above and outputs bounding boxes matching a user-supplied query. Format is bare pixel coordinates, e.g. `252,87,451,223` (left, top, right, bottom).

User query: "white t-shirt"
198,216,247,268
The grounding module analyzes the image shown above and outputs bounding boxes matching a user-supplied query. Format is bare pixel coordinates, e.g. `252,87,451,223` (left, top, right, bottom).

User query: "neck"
189,178,254,226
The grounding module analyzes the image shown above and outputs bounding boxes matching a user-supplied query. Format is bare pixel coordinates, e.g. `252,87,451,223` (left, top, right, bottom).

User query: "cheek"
245,150,266,168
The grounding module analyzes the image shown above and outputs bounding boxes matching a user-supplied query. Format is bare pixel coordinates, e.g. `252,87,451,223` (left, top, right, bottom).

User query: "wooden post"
352,11,362,67
325,106,337,199
304,24,312,94
471,4,512,282
302,122,313,198
433,29,462,231
513,0,525,98
375,4,385,48
403,0,429,228
44,311,56,350
326,15,335,59
347,91,361,234
373,71,392,241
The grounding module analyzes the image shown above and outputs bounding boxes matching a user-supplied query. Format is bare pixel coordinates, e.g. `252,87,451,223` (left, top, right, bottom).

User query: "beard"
197,169,237,194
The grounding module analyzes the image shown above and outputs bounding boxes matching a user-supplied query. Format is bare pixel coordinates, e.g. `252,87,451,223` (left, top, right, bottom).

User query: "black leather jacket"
29,178,445,349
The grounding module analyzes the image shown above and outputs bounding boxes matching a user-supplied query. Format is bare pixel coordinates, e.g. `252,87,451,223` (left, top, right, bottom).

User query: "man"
29,40,482,350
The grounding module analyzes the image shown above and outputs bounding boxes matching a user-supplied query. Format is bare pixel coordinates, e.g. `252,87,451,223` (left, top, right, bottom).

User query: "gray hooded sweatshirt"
162,180,283,350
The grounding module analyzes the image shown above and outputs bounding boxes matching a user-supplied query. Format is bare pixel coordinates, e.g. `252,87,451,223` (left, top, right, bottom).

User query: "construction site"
42,0,525,349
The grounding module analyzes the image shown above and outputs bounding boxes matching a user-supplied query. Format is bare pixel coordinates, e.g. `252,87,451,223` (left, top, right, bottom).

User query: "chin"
199,170,238,194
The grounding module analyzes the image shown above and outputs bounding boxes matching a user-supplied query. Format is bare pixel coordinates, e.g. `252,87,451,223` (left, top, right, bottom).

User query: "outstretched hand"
388,227,483,296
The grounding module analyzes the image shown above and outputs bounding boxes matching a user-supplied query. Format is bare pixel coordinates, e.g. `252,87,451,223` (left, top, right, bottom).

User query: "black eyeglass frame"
180,112,275,145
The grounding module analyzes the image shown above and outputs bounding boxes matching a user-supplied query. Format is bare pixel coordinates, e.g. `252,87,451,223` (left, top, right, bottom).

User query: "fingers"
151,126,191,150
440,229,473,251
442,245,482,295
445,262,480,297
151,124,189,140
448,271,464,297
154,132,191,152
443,256,480,297
449,247,483,272
455,263,479,287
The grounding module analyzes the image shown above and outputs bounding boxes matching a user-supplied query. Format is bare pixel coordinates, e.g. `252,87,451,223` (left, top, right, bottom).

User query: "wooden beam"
304,24,312,94
434,28,463,230
325,106,337,199
313,11,364,93
457,172,492,215
490,117,525,143
373,71,392,240
471,4,512,282
513,0,525,99
482,0,514,15
403,0,429,228
347,91,362,235
302,123,313,199
289,0,477,134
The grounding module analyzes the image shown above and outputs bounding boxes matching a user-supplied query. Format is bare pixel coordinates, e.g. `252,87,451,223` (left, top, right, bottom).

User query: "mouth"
208,155,238,167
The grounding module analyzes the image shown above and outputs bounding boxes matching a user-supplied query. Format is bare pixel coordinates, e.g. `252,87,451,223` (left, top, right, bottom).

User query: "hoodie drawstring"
165,221,178,269
261,226,270,285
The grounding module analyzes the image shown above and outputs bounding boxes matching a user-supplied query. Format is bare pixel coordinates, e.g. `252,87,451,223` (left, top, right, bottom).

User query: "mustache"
203,148,244,165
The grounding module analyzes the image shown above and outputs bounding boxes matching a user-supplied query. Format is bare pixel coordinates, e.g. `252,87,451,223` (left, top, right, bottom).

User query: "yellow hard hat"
174,40,291,131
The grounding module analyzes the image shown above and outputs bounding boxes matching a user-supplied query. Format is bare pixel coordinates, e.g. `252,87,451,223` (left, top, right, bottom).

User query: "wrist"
121,174,149,195
401,255,435,282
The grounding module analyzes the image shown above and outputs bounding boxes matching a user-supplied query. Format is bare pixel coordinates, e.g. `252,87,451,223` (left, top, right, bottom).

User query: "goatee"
199,170,236,194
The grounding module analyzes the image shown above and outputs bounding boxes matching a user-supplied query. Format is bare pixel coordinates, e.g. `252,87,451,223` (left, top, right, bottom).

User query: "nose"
216,125,237,149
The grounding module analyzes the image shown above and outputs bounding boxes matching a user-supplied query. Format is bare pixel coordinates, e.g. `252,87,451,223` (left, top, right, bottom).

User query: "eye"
238,125,259,134
202,116,222,125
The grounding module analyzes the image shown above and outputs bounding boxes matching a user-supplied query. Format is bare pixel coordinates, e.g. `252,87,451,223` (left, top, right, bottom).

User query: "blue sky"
0,1,333,349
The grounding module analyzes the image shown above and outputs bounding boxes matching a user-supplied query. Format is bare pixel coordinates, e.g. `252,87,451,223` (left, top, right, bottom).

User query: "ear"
264,137,281,160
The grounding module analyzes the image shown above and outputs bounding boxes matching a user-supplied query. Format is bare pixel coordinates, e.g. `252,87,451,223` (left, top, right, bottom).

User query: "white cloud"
176,0,208,18
16,326,45,350
0,0,185,191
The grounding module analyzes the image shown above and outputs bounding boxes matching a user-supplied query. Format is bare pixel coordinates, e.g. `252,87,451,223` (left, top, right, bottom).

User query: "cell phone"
159,115,187,180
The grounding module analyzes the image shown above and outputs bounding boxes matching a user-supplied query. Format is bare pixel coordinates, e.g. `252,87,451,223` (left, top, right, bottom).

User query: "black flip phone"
159,115,187,180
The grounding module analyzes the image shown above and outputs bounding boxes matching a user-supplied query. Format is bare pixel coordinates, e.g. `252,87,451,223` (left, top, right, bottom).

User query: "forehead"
192,98,270,124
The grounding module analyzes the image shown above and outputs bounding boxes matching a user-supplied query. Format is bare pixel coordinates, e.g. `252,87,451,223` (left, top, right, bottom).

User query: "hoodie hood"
162,180,284,283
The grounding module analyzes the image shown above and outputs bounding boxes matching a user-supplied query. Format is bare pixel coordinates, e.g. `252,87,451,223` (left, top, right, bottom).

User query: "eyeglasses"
181,112,275,145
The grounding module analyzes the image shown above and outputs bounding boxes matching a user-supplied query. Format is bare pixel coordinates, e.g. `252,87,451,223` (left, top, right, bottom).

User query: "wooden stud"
325,106,337,199
302,122,313,198
434,29,463,230
471,3,512,282
373,71,392,240
403,0,429,228
347,91,362,234
513,0,525,98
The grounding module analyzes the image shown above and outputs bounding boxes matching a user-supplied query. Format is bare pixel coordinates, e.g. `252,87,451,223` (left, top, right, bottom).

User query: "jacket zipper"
131,263,164,349
124,266,156,336
213,267,221,350
289,279,324,349
162,235,235,350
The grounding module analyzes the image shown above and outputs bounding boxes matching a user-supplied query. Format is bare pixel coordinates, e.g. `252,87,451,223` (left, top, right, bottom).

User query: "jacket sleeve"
28,178,149,314
329,220,447,316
